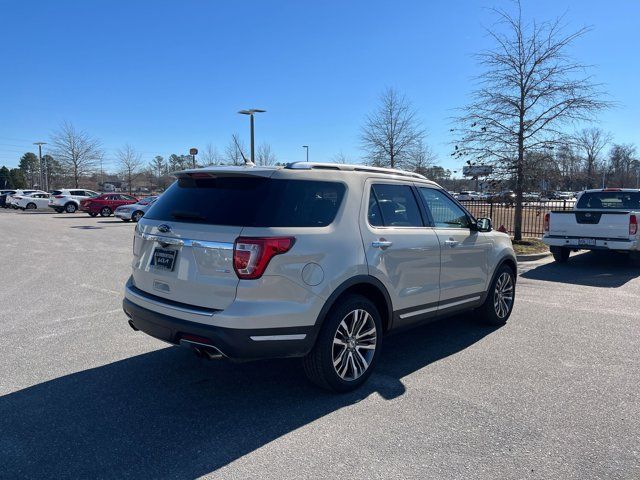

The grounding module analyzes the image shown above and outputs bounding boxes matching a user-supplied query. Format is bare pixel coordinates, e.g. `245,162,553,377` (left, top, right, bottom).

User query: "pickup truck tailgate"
549,210,632,239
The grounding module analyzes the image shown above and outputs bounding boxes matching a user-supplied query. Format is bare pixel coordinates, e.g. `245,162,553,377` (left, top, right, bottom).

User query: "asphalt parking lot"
1,208,638,479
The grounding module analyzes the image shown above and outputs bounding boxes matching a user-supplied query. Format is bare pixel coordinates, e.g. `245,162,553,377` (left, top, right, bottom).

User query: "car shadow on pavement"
97,220,134,224
69,225,104,230
521,251,639,287
0,314,497,478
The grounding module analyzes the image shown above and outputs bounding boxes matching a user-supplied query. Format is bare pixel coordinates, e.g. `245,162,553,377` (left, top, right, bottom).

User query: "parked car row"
1,188,158,223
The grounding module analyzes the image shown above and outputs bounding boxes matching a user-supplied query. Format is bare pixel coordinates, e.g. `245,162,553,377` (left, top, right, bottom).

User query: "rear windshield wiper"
170,210,207,221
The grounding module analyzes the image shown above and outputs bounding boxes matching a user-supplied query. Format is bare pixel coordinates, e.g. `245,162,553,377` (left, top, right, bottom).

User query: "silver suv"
123,163,517,392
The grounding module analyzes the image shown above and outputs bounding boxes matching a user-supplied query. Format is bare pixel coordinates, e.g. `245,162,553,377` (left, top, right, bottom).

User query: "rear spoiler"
174,167,279,179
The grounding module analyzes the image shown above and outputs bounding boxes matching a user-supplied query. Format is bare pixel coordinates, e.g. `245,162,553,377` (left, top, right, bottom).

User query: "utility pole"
302,145,309,162
238,109,266,165
33,142,47,190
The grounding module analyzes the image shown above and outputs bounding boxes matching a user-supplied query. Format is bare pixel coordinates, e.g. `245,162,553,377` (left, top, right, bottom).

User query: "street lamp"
302,145,309,162
238,109,266,165
33,142,47,190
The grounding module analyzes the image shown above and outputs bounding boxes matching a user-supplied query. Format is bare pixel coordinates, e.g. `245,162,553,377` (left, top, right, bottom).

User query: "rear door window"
368,184,424,227
145,177,346,227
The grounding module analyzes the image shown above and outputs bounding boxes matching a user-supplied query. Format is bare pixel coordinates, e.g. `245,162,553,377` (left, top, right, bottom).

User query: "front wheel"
100,207,112,217
131,211,143,222
551,246,570,263
26,203,37,210
477,264,516,326
65,203,77,214
303,294,382,392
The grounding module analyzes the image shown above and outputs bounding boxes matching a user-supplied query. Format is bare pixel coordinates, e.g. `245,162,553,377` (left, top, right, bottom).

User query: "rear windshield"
576,191,640,210
145,177,346,227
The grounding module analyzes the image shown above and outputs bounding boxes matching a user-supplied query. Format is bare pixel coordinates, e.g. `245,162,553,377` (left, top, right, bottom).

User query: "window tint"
71,190,84,196
369,184,423,227
145,177,345,227
419,188,470,229
123,195,136,201
577,191,640,209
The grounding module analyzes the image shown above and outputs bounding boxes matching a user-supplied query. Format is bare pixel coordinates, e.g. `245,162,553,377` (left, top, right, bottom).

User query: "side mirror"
476,218,492,232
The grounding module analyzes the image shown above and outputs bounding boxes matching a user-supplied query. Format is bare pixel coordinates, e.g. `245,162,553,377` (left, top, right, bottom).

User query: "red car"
80,193,139,217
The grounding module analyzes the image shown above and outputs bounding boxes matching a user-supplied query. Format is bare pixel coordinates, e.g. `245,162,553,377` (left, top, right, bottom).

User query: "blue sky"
1,0,638,173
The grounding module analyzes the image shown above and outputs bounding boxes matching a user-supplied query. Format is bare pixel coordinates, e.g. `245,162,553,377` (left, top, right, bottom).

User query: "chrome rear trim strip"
249,334,307,341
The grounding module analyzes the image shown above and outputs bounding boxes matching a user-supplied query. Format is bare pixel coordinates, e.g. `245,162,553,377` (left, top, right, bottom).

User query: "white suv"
123,163,517,392
48,189,100,213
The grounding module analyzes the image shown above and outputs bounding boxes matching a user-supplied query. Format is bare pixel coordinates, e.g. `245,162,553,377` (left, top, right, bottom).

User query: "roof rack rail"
285,162,426,179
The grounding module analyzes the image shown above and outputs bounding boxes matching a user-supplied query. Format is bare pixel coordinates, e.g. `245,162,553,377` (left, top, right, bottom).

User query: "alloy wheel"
493,272,514,319
332,309,377,381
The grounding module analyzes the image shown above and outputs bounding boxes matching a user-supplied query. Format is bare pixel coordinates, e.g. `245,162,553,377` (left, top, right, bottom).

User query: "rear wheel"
131,210,143,222
303,294,381,392
64,203,77,214
100,207,112,217
551,246,570,263
477,264,516,326
26,203,37,210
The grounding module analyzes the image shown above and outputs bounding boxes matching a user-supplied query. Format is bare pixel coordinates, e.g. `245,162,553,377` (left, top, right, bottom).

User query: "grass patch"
511,237,549,255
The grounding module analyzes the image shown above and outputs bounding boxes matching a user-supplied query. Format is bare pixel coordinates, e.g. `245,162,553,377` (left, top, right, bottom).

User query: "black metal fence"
458,200,575,237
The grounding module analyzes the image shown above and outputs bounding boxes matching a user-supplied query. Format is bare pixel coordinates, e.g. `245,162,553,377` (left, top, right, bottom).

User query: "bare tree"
571,127,611,188
50,121,103,188
201,143,223,166
255,142,277,166
607,144,637,188
360,87,424,169
454,2,610,239
225,134,246,166
405,141,436,176
117,144,143,195
331,152,350,164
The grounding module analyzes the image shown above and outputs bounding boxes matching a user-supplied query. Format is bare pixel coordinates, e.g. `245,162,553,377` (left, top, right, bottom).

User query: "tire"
89,212,98,217
64,202,77,214
100,207,112,217
26,203,37,210
131,210,143,222
476,264,516,326
551,246,570,263
303,294,382,392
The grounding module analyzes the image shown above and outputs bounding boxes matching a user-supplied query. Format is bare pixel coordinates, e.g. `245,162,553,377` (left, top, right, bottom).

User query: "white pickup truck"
543,188,639,264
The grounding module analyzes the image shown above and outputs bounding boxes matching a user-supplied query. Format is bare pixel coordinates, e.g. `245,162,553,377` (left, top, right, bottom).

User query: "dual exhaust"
179,339,225,360
126,316,224,360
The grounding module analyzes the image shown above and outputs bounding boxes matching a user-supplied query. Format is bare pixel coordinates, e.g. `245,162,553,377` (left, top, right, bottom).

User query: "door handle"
372,240,393,249
444,239,459,247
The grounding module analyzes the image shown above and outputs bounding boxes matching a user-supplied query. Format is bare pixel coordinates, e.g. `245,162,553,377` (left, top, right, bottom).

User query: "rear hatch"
132,169,346,311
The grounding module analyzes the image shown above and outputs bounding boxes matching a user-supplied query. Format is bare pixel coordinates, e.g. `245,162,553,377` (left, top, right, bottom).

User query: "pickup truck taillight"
233,237,295,279
544,213,550,233
630,215,638,236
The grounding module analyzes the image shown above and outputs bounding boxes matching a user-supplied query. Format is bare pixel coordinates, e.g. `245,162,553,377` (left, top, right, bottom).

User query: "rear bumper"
543,235,637,251
122,297,315,361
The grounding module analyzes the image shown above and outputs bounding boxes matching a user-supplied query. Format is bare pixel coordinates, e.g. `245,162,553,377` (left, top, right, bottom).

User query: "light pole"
33,142,47,190
238,109,266,165
302,145,309,162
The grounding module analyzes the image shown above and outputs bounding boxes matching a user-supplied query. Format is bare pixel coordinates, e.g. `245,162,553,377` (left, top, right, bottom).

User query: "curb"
516,251,552,262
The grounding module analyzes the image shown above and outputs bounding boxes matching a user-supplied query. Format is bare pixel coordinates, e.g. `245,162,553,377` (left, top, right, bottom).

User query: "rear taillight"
630,215,638,236
54,195,64,198
544,213,550,232
233,237,295,279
